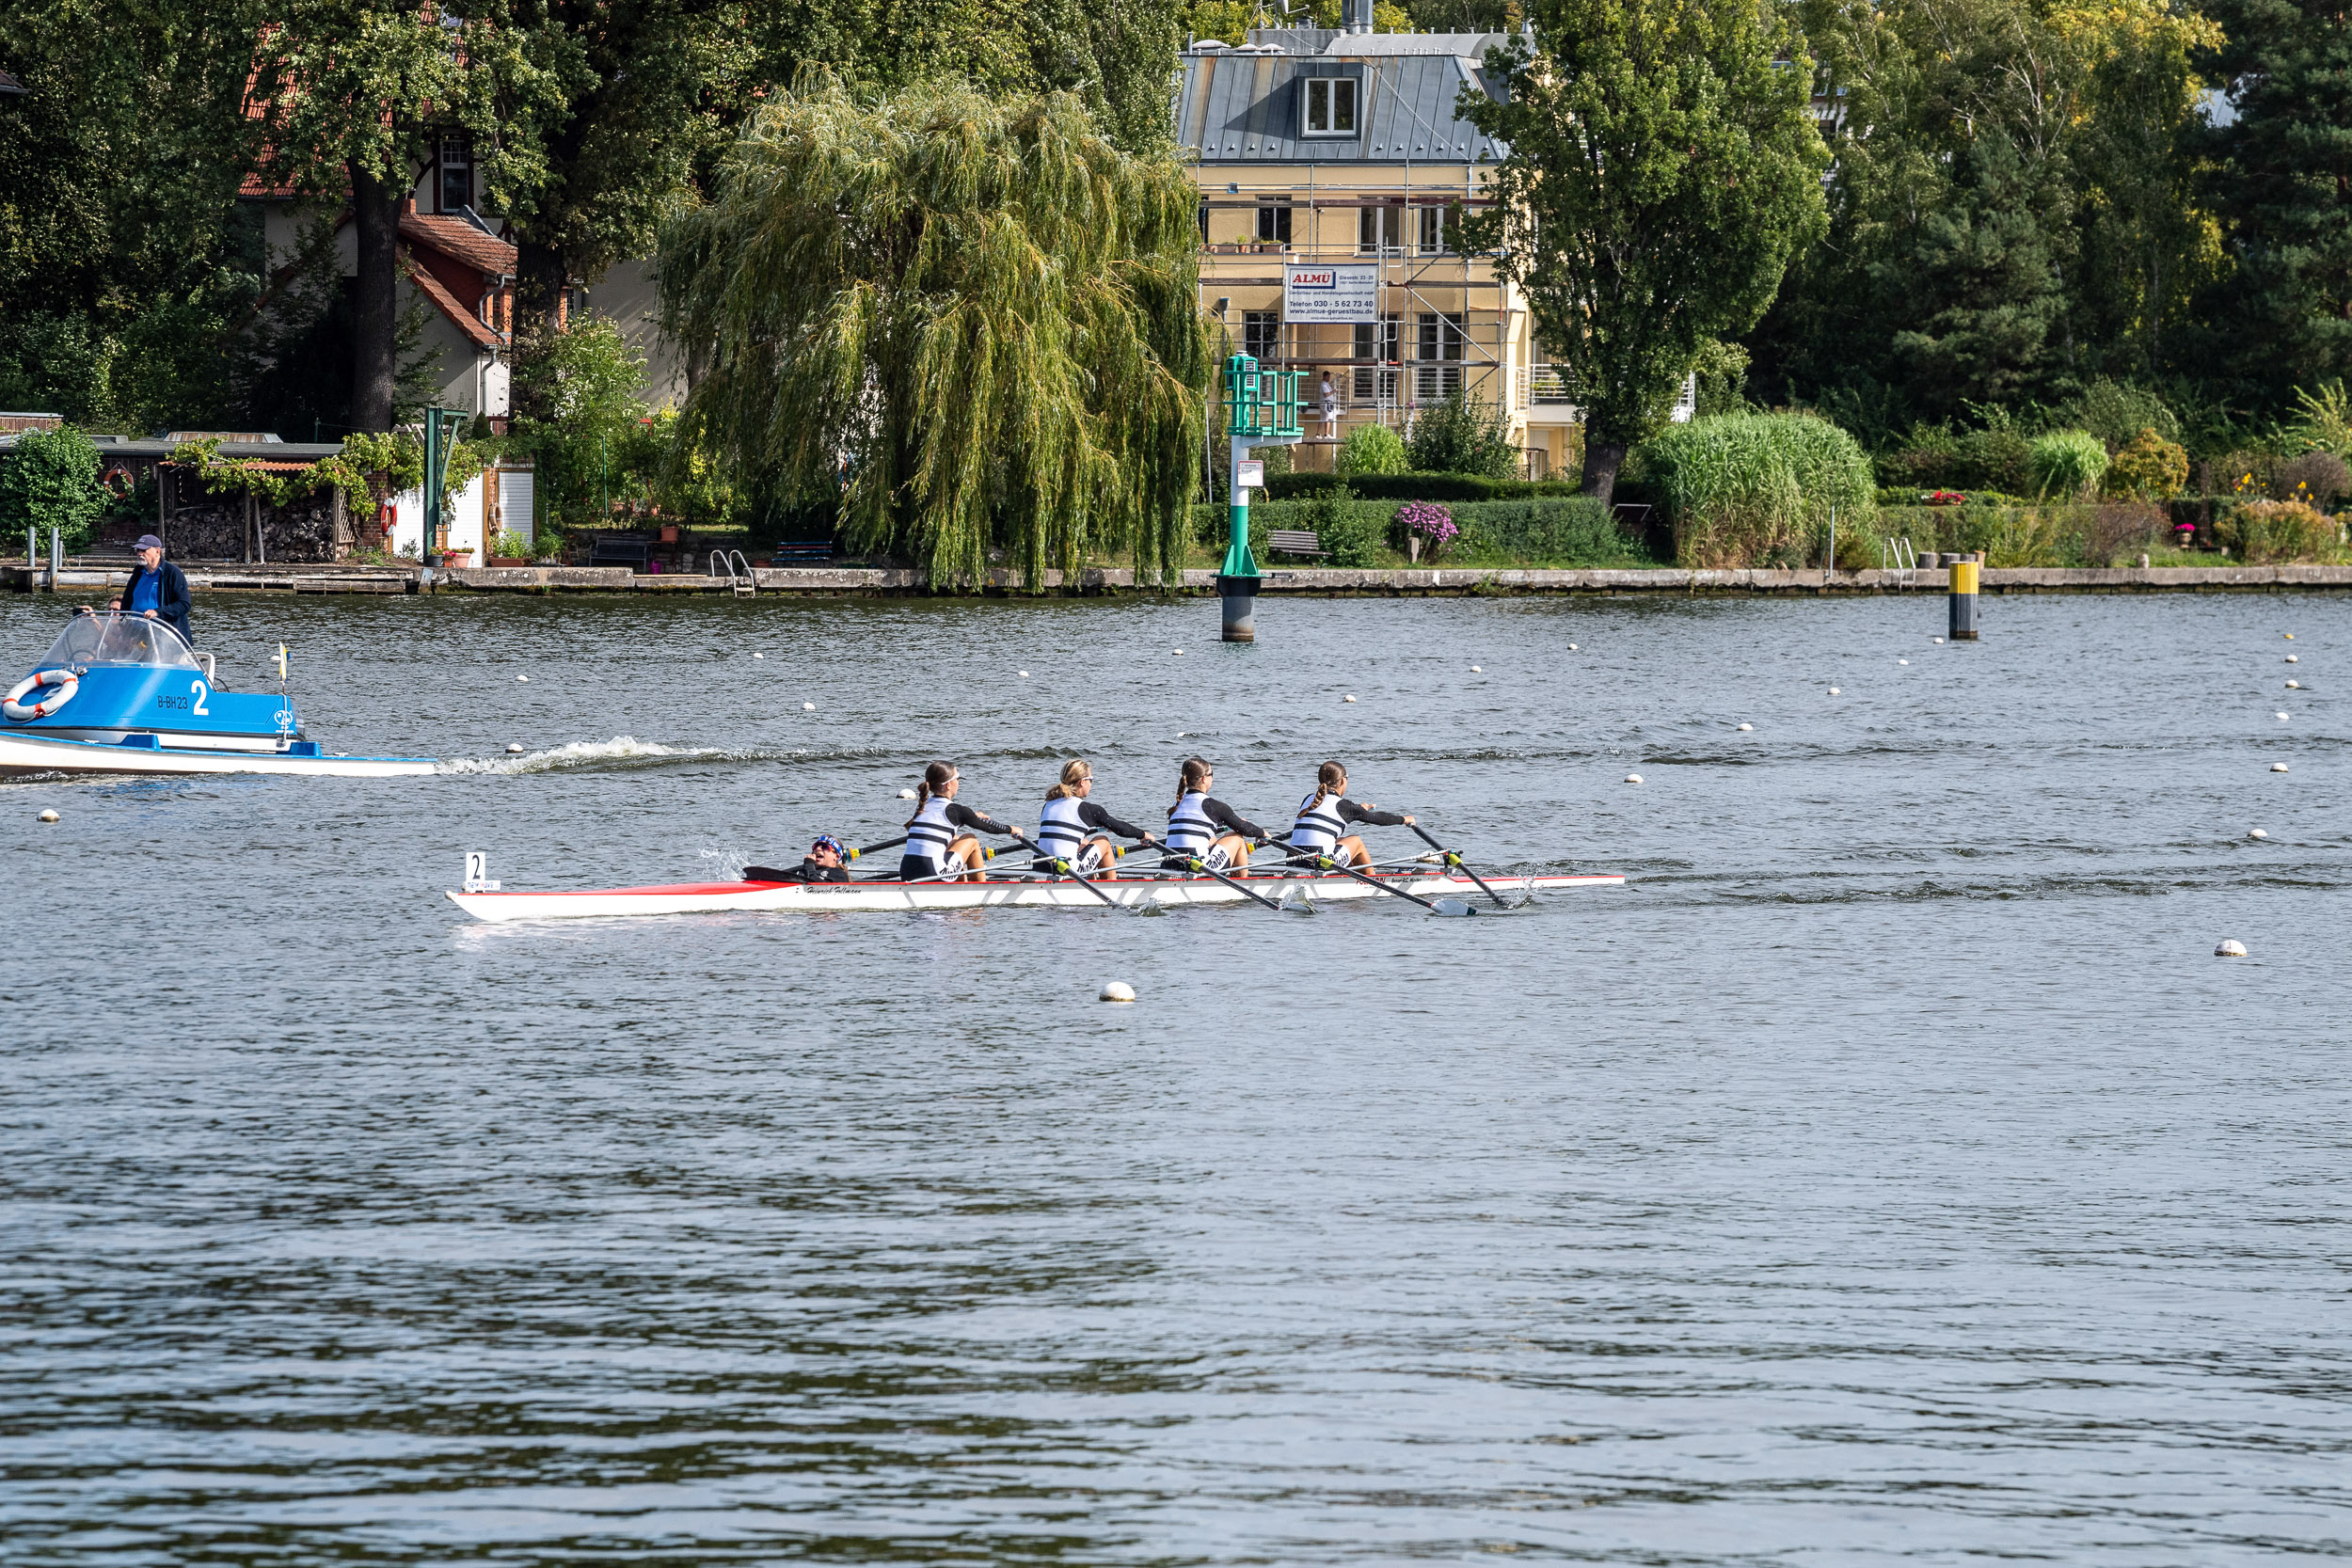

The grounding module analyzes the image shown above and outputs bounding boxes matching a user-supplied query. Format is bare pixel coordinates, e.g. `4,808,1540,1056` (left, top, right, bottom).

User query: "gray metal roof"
1177,40,1509,166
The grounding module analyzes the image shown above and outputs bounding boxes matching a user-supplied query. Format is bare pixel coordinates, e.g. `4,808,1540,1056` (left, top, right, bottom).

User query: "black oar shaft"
1408,823,1508,909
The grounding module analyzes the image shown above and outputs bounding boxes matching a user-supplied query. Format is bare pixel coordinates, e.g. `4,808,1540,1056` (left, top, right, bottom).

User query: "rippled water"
5,588,2348,1563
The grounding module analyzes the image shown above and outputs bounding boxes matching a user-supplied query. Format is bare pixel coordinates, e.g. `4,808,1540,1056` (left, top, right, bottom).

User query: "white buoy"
1828,687,1841,696
1898,658,1910,665
1566,643,1579,651
1343,694,1357,703
2216,940,2248,958
1624,773,1644,784
516,674,530,682
1099,980,1136,1003
1470,665,1483,673
2286,680,2301,689
1737,722,1753,732
1172,648,1184,657
38,809,58,823
2271,762,2290,772
2285,655,2298,663
1019,670,1029,677
506,743,525,753
898,788,917,800
803,702,816,711
2278,711,2291,721
1932,636,1945,644
753,652,763,658
2249,829,2268,840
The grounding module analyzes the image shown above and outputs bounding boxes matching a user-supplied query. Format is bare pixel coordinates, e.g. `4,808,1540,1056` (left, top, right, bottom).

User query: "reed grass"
1639,413,1875,567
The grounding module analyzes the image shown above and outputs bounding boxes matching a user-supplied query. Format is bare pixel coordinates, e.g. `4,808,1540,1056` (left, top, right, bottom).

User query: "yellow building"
1178,8,1667,480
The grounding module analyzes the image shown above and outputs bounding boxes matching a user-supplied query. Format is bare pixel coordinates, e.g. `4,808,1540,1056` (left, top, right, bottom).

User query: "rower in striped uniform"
1034,759,1157,878
1287,759,1415,869
1160,756,1267,873
900,762,1028,881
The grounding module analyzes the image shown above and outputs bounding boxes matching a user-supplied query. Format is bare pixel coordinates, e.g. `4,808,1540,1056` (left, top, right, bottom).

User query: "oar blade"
1429,897,1477,917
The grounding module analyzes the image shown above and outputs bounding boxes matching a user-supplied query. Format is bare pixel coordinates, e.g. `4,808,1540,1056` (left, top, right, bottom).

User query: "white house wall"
582,258,686,410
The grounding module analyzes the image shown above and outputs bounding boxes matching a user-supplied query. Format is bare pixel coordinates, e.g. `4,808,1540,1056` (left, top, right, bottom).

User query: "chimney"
1343,0,1373,34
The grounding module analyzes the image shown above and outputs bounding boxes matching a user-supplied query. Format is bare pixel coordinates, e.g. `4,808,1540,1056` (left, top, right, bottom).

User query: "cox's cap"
812,833,846,858
135,534,164,551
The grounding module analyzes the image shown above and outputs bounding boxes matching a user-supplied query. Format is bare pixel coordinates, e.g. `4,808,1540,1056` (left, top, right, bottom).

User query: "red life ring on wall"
101,467,134,497
3,668,79,721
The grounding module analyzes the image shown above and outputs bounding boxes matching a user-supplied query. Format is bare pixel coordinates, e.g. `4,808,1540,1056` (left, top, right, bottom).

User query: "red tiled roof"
403,254,502,348
400,213,516,275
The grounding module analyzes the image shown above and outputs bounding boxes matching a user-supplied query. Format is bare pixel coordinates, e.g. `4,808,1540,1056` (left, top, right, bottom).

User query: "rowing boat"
445,866,1625,923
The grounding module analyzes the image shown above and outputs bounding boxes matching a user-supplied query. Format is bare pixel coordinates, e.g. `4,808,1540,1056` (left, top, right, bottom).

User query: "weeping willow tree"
659,80,1213,588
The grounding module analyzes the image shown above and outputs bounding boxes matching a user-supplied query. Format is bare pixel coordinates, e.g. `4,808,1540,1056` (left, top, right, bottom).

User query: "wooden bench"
1265,529,1327,561
768,539,834,565
588,534,651,569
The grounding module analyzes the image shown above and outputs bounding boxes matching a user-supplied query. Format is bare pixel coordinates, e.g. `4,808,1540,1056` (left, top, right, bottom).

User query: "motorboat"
0,610,435,777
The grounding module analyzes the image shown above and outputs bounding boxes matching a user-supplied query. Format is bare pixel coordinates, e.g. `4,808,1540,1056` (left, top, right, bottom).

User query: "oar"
848,834,905,863
1281,846,1476,916
1034,853,1124,908
1163,850,1299,912
1407,823,1510,909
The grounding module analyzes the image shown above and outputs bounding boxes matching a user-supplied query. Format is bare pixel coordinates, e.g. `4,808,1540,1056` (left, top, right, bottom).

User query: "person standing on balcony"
1319,372,1338,439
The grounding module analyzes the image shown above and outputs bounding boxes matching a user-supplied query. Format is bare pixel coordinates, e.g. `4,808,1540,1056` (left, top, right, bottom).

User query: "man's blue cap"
135,534,163,551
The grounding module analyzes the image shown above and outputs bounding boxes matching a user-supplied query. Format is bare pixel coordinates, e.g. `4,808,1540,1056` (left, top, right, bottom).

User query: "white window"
1353,315,1400,405
1416,204,1445,254
1255,203,1292,245
438,135,472,214
1358,205,1402,254
1303,77,1359,137
1244,311,1280,363
1415,311,1465,401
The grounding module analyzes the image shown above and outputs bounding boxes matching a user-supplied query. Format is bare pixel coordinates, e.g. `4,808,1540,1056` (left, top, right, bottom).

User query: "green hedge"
1263,470,1584,502
1192,496,1655,567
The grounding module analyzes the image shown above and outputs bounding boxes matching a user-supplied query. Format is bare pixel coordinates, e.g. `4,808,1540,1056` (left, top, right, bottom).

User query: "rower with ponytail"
1161,756,1265,873
900,761,1028,882
1287,759,1413,869
1034,758,1158,877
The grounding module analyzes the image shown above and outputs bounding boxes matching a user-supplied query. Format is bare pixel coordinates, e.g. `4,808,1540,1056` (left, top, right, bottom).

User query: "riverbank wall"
10,561,2352,596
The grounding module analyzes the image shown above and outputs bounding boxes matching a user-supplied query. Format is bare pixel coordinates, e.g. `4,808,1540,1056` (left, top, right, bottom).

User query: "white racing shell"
448,867,1626,922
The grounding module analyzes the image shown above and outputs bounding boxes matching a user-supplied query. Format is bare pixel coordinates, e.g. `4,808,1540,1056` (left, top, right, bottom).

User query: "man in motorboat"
106,535,193,643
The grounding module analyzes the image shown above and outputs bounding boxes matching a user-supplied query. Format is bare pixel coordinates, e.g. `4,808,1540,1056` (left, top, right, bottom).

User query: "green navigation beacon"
1220,353,1304,642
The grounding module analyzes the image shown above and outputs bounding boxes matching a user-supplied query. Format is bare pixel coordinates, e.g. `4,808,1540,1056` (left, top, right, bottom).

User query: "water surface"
4,588,2347,1563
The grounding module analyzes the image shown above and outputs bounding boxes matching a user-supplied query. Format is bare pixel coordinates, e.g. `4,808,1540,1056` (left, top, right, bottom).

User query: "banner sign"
1283,262,1380,324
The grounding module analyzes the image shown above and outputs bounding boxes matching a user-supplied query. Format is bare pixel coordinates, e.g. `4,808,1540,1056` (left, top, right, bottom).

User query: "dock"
9,561,2352,596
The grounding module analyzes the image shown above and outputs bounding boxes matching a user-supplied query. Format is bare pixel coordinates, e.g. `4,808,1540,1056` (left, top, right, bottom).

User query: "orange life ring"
101,466,135,497
3,668,79,721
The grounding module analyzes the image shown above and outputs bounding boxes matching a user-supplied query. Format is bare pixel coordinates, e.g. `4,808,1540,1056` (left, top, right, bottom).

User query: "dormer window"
1302,77,1358,137
438,135,473,214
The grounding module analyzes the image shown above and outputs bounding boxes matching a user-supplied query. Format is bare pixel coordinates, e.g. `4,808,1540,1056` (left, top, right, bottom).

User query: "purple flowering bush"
1397,500,1457,556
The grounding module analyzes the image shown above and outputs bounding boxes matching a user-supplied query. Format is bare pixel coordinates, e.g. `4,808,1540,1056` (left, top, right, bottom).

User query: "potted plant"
486,530,532,567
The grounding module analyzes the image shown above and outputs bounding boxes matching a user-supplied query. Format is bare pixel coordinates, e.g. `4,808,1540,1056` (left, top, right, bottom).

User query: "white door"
499,468,535,547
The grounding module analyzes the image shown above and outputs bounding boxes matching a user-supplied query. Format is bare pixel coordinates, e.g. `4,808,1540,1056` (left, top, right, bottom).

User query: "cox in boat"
0,610,435,778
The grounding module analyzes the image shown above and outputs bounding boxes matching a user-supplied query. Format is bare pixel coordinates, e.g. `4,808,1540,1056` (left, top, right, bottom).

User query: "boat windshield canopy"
40,611,200,672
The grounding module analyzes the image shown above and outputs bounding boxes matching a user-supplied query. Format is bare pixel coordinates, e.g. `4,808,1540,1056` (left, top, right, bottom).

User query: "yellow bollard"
1948,557,1979,641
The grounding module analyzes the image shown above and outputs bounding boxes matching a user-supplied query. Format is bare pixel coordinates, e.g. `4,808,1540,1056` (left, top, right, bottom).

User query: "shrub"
1406,388,1519,481
1335,423,1408,478
2028,430,2109,499
1395,499,1457,557
2104,427,2190,500
1878,419,2034,493
1301,483,1381,566
0,424,106,551
2059,379,2182,448
1639,412,1876,568
2218,499,2340,563
2274,450,2350,510
1263,470,1581,502
1450,498,1639,565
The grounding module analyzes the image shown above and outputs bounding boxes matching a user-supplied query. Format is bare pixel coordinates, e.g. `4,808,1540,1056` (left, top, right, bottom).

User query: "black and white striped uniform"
1162,791,1265,871
899,795,1020,880
1288,791,1406,860
1034,797,1150,873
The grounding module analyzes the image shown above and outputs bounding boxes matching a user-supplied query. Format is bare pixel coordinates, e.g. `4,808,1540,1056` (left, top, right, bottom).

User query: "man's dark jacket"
120,561,193,642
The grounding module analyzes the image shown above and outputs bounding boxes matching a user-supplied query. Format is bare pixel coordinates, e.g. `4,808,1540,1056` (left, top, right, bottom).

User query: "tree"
0,0,265,429
248,2,562,432
499,0,743,333
0,425,106,550
508,312,652,528
660,80,1212,585
2198,0,2352,401
1461,0,1828,501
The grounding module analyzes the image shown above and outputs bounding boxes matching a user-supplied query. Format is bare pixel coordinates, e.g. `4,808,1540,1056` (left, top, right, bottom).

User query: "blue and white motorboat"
0,610,435,778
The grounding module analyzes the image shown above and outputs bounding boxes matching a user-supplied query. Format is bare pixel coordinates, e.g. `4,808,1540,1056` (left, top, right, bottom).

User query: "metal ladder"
1880,535,1916,590
709,548,757,597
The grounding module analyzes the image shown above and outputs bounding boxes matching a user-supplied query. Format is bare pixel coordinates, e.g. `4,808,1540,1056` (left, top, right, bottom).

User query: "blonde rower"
1287,759,1415,869
1161,756,1267,873
1035,759,1157,877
